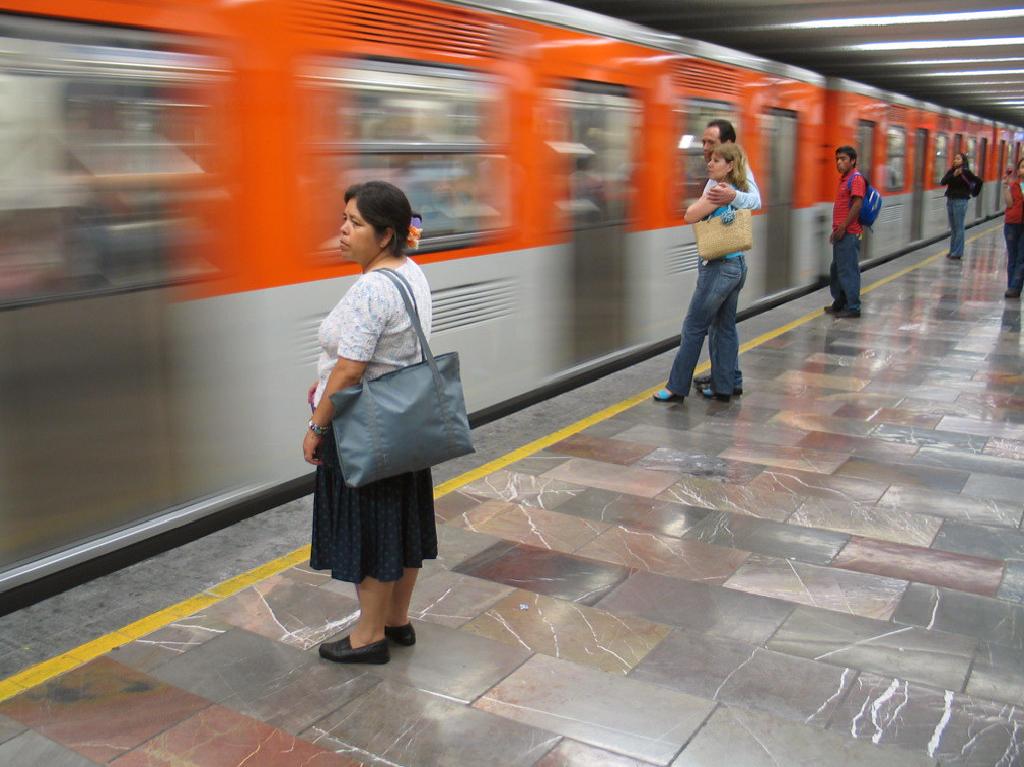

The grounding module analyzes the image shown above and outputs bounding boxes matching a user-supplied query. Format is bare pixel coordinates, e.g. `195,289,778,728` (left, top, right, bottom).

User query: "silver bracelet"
308,419,329,436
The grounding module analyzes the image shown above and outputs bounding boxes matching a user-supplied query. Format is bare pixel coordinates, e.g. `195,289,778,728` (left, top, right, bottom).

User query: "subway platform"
1,220,1023,766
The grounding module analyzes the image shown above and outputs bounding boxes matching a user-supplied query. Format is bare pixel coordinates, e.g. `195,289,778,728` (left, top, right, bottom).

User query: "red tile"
548,435,657,465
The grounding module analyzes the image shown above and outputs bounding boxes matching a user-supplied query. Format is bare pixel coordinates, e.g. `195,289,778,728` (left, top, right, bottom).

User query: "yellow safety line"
0,221,1001,703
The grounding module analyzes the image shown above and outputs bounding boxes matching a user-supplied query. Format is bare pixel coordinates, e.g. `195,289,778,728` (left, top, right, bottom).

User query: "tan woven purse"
692,208,753,261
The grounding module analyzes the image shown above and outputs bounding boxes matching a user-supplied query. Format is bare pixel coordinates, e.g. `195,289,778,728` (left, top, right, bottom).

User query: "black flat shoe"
318,636,390,664
385,623,416,646
824,303,844,314
693,373,712,387
698,386,731,403
1006,290,1021,298
833,308,861,318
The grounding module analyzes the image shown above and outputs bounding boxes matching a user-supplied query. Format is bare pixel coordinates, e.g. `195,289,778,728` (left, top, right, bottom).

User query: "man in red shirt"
827,146,865,318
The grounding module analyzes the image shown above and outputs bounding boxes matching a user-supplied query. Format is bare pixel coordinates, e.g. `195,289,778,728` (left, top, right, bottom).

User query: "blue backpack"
848,171,883,228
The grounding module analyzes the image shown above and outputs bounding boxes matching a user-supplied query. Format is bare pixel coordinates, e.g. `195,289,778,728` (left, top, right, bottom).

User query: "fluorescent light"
894,57,1024,67
784,10,1024,29
921,69,1024,77
852,37,1024,51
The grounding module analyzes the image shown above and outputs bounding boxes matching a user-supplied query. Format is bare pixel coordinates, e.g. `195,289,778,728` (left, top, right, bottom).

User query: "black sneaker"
824,303,844,314
833,308,861,318
693,373,713,387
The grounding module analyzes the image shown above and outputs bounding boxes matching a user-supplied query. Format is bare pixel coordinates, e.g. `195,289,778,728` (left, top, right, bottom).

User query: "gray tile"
630,629,760,701
303,680,558,767
595,571,794,645
657,478,803,522
672,705,936,767
475,654,714,766
613,424,733,456
711,646,855,726
932,521,1024,561
435,521,511,571
768,606,976,691
406,570,515,628
877,485,1022,528
967,641,1024,706
911,444,1024,480
790,499,943,547
894,583,1024,650
870,424,988,454
107,616,233,672
506,452,573,476
961,472,1024,504
556,488,714,539
998,562,1024,604
371,620,530,702
834,457,969,493
683,511,848,565
455,470,586,510
536,739,659,767
635,448,764,483
829,672,1024,766
0,714,25,747
0,731,100,767
148,628,379,734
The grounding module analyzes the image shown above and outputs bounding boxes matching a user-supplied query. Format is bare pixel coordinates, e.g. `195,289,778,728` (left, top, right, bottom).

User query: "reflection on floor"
2,227,1024,765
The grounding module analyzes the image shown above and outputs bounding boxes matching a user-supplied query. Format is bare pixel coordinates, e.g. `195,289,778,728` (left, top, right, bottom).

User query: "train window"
966,137,977,166
0,26,223,307
675,100,738,211
305,60,506,255
886,127,907,191
933,134,949,184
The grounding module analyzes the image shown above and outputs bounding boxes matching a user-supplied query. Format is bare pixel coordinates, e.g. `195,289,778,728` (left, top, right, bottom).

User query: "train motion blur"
1,0,1022,592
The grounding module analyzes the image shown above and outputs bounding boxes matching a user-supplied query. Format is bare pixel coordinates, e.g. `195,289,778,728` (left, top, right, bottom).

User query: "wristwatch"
308,419,329,436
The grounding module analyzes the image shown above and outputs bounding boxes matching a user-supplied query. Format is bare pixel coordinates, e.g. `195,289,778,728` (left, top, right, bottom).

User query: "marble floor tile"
555,488,714,539
938,415,1024,440
634,448,764,483
0,656,209,764
657,478,802,522
816,391,907,409
596,571,794,645
983,436,1024,461
448,500,608,553
832,404,943,429
107,616,233,673
548,434,658,465
474,654,715,765
897,397,1004,420
433,490,486,522
462,590,670,675
747,468,890,504
0,731,101,767
960,471,1024,504
894,583,1024,650
832,537,1004,597
834,456,969,493
0,714,24,747
690,419,812,448
456,469,586,510
682,511,848,565
775,370,870,392
770,410,878,439
999,562,1024,604
111,705,356,767
576,527,749,585
909,444,1024,481
364,620,531,702
406,570,515,627
798,430,921,463
738,391,849,415
629,629,761,701
718,443,848,474
790,499,943,547
828,672,1024,766
869,423,988,453
877,485,1023,528
723,555,908,620
541,458,681,499
147,629,378,735
303,680,559,767
768,606,976,691
537,739,658,767
612,424,733,456
505,452,573,477
672,705,936,767
932,521,1024,563
966,641,1024,707
434,524,506,571
202,573,360,651
453,542,632,605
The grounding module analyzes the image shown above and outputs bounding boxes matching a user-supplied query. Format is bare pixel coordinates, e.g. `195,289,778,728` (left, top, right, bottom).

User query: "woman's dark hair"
954,152,971,172
836,145,857,162
706,119,736,144
344,181,417,257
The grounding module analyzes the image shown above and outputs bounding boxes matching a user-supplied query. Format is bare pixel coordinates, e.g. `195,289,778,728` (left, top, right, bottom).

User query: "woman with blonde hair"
654,142,750,403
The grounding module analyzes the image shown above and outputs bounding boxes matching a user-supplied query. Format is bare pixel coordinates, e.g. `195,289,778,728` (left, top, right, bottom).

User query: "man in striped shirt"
827,146,865,319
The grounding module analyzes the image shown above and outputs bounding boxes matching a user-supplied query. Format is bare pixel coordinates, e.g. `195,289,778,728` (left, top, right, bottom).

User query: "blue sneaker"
653,388,685,402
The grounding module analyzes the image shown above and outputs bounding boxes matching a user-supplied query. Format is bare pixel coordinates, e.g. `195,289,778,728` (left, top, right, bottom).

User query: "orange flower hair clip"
407,215,423,250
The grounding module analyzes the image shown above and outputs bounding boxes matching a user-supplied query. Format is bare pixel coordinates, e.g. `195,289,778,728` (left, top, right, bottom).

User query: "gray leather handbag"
329,268,475,487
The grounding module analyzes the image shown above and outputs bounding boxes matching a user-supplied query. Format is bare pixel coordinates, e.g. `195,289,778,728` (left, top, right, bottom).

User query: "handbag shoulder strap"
376,268,433,366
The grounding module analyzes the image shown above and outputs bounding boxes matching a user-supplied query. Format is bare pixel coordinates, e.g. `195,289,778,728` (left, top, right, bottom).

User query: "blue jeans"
668,256,747,396
1006,223,1024,293
947,197,969,257
829,233,861,312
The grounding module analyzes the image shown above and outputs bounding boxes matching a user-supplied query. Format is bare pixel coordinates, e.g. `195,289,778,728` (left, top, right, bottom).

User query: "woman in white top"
303,181,434,665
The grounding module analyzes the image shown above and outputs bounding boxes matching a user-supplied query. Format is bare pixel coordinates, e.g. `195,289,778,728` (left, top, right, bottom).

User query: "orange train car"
0,0,1019,591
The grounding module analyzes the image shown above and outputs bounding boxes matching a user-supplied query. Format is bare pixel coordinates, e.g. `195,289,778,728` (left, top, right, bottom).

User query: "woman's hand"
303,429,323,466
307,381,318,408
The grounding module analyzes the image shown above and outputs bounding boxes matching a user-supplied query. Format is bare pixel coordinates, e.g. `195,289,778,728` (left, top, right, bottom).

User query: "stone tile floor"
1,226,1023,765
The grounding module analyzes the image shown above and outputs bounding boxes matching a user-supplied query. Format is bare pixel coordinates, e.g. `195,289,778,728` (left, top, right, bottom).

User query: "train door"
764,109,797,294
976,137,987,218
911,128,928,240
857,120,875,259
998,140,1008,214
552,83,637,365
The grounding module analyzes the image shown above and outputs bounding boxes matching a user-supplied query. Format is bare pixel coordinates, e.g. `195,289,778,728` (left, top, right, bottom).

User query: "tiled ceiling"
557,0,1024,124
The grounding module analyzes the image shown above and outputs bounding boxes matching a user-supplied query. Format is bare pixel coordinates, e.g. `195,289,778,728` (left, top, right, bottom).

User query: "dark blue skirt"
310,428,437,583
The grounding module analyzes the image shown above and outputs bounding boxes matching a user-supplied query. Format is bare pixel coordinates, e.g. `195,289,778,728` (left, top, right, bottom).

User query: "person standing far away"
1003,156,1024,299
692,119,761,398
825,146,865,319
940,152,980,260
